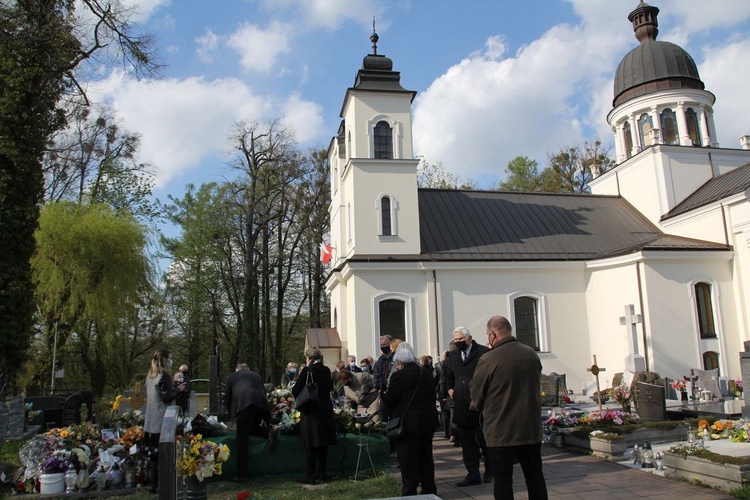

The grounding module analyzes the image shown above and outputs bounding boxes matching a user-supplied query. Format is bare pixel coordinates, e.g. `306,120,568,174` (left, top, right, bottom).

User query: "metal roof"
663,163,750,220
305,328,341,348
407,189,727,262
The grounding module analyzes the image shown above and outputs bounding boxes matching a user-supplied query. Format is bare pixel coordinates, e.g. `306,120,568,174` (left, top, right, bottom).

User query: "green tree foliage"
30,202,156,396
0,0,160,398
540,140,615,194
498,156,542,191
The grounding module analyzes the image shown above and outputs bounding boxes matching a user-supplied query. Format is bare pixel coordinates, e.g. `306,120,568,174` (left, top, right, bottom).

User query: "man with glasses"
470,316,548,499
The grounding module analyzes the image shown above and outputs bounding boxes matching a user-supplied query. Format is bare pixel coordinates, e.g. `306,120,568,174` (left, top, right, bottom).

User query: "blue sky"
90,0,750,196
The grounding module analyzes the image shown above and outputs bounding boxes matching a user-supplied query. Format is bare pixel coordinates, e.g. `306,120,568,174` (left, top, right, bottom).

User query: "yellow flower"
112,395,123,412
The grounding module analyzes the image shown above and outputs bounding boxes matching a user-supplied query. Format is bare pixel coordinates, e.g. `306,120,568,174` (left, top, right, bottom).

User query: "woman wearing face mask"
144,348,186,493
281,362,298,388
359,358,372,373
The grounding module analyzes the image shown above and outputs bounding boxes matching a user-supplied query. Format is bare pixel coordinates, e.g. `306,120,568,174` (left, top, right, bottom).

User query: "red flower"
236,491,251,500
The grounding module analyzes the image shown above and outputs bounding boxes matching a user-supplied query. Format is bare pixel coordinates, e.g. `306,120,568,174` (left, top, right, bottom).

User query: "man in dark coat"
470,315,547,499
225,363,272,482
382,349,438,496
445,326,491,486
373,335,395,421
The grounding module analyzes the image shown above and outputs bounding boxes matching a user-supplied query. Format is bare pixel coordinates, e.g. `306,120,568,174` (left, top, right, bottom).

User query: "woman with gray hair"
382,347,439,496
291,346,336,484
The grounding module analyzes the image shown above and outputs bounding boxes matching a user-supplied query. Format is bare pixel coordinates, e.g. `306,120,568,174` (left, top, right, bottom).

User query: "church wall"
585,261,643,391
343,94,415,160
660,207,728,244
642,256,740,380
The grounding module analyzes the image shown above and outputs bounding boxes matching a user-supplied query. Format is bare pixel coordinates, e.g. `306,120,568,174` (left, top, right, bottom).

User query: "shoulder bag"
293,370,320,414
385,366,423,440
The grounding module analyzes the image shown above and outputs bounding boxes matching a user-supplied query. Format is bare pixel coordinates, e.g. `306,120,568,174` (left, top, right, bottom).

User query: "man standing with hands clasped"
445,326,491,486
470,315,548,499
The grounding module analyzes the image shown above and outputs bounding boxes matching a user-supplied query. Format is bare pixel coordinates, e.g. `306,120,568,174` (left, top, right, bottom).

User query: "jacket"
225,368,271,420
444,340,489,426
469,336,543,447
292,360,336,448
381,363,438,436
144,372,182,434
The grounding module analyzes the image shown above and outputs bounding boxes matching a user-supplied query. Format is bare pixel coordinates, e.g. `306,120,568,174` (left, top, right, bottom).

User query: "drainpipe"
433,270,441,355
636,261,650,371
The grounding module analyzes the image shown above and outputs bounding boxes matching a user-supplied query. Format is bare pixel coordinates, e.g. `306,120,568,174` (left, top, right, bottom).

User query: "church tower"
607,2,718,163
327,27,421,266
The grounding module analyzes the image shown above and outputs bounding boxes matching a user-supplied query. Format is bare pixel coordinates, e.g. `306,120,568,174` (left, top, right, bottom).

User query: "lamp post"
50,321,69,394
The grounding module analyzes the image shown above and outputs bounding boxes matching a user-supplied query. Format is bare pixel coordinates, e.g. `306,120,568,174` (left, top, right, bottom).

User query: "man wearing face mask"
373,335,395,421
346,355,362,372
281,362,298,388
445,326,491,486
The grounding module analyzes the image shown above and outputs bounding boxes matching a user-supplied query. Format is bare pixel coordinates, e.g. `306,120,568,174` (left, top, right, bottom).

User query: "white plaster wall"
660,208,727,244
342,93,414,160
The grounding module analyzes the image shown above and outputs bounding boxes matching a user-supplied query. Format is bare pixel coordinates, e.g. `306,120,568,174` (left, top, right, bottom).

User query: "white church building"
324,3,750,393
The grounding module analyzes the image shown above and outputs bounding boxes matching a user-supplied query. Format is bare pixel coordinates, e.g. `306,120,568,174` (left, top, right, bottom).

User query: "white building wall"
342,93,415,160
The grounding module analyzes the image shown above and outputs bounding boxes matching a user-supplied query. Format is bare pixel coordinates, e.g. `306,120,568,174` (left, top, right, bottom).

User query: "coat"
342,372,380,421
225,368,270,420
291,360,336,448
144,372,182,434
469,336,543,447
381,363,438,436
444,340,489,426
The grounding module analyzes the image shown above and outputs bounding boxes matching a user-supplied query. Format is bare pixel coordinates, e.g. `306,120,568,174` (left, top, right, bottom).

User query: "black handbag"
385,366,423,440
294,370,320,414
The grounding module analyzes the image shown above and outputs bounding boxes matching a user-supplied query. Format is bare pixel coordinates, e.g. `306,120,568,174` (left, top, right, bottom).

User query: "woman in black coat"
291,345,336,484
382,349,439,496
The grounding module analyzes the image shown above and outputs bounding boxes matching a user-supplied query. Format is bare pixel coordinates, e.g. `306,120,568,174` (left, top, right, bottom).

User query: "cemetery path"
424,435,734,499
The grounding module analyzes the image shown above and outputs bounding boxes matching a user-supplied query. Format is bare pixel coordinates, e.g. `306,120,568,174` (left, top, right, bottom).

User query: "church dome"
613,2,705,107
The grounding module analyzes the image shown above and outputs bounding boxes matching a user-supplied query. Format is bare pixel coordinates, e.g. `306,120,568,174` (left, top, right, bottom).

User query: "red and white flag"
320,243,334,264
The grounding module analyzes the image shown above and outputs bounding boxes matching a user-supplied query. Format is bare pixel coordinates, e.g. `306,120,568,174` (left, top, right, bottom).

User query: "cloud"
280,93,324,144
196,29,219,63
89,73,324,187
119,0,171,22
412,1,750,184
227,21,294,73
257,0,380,30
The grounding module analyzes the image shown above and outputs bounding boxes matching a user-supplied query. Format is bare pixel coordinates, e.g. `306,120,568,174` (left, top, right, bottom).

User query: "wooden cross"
128,382,145,410
587,355,606,412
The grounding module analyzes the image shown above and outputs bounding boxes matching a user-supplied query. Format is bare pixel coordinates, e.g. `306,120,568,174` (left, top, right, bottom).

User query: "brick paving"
396,435,735,499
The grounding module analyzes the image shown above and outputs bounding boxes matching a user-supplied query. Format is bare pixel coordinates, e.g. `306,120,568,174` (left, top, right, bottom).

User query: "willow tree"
31,202,155,396
0,0,159,398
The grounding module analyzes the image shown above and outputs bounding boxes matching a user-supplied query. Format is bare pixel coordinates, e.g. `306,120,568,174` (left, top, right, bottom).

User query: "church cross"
620,304,646,372
587,355,606,412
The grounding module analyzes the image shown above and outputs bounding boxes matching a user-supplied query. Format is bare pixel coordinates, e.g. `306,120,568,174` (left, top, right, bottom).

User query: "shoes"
296,477,316,485
230,476,249,483
315,474,330,482
483,472,493,483
268,427,278,452
449,436,456,442
456,477,482,487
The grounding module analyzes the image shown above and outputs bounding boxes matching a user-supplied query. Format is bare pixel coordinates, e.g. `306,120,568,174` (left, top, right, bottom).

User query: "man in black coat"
445,326,491,486
225,363,272,482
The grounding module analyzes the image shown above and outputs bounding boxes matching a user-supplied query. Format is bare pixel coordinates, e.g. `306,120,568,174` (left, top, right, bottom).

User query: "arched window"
373,121,393,159
379,299,405,340
638,113,653,147
623,122,634,159
660,108,678,145
703,351,719,374
380,196,392,236
686,108,701,146
695,282,716,339
514,296,540,351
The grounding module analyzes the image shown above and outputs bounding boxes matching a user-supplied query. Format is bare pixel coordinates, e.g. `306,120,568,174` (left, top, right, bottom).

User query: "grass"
117,473,401,500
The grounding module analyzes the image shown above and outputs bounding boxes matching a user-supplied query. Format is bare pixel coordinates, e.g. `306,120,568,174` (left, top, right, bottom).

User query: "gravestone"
692,368,722,401
63,390,94,426
117,390,135,416
0,402,8,437
741,340,750,419
634,382,666,421
7,396,25,437
540,373,566,406
24,396,65,430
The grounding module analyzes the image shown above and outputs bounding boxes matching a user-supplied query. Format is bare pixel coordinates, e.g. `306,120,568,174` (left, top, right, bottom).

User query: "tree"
540,140,615,194
30,202,155,396
498,156,542,191
0,0,159,398
417,160,476,189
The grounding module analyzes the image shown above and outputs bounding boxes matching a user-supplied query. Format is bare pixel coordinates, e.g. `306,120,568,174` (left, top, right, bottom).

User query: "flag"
320,243,333,264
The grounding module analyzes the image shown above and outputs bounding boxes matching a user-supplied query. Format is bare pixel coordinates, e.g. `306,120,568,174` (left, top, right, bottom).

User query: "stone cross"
587,355,606,412
620,304,646,372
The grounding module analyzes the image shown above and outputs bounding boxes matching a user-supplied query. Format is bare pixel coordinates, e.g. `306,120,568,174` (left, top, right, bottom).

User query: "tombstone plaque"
7,396,25,437
634,382,666,421
540,374,558,406
692,368,722,401
0,402,9,438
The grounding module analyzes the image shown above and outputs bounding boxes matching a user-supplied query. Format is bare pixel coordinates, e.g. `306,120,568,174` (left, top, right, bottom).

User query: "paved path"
405,435,735,499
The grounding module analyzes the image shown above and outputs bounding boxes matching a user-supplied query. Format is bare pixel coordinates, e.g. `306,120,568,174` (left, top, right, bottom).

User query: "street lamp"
50,321,70,394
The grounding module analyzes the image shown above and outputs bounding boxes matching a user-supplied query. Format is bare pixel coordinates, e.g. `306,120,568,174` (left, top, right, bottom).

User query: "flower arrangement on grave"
119,425,145,448
694,418,750,442
118,409,144,429
589,430,624,441
580,409,638,428
734,379,744,397
670,379,687,391
611,383,632,408
177,433,230,481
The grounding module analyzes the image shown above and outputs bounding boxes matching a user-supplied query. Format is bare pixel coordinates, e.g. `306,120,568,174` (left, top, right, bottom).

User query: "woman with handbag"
382,349,439,496
291,346,336,484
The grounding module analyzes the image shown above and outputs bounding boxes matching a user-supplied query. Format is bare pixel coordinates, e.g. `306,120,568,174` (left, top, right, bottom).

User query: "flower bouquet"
612,383,632,410
177,433,230,481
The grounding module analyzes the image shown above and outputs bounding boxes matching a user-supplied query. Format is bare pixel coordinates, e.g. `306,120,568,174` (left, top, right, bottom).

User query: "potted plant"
177,433,230,499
